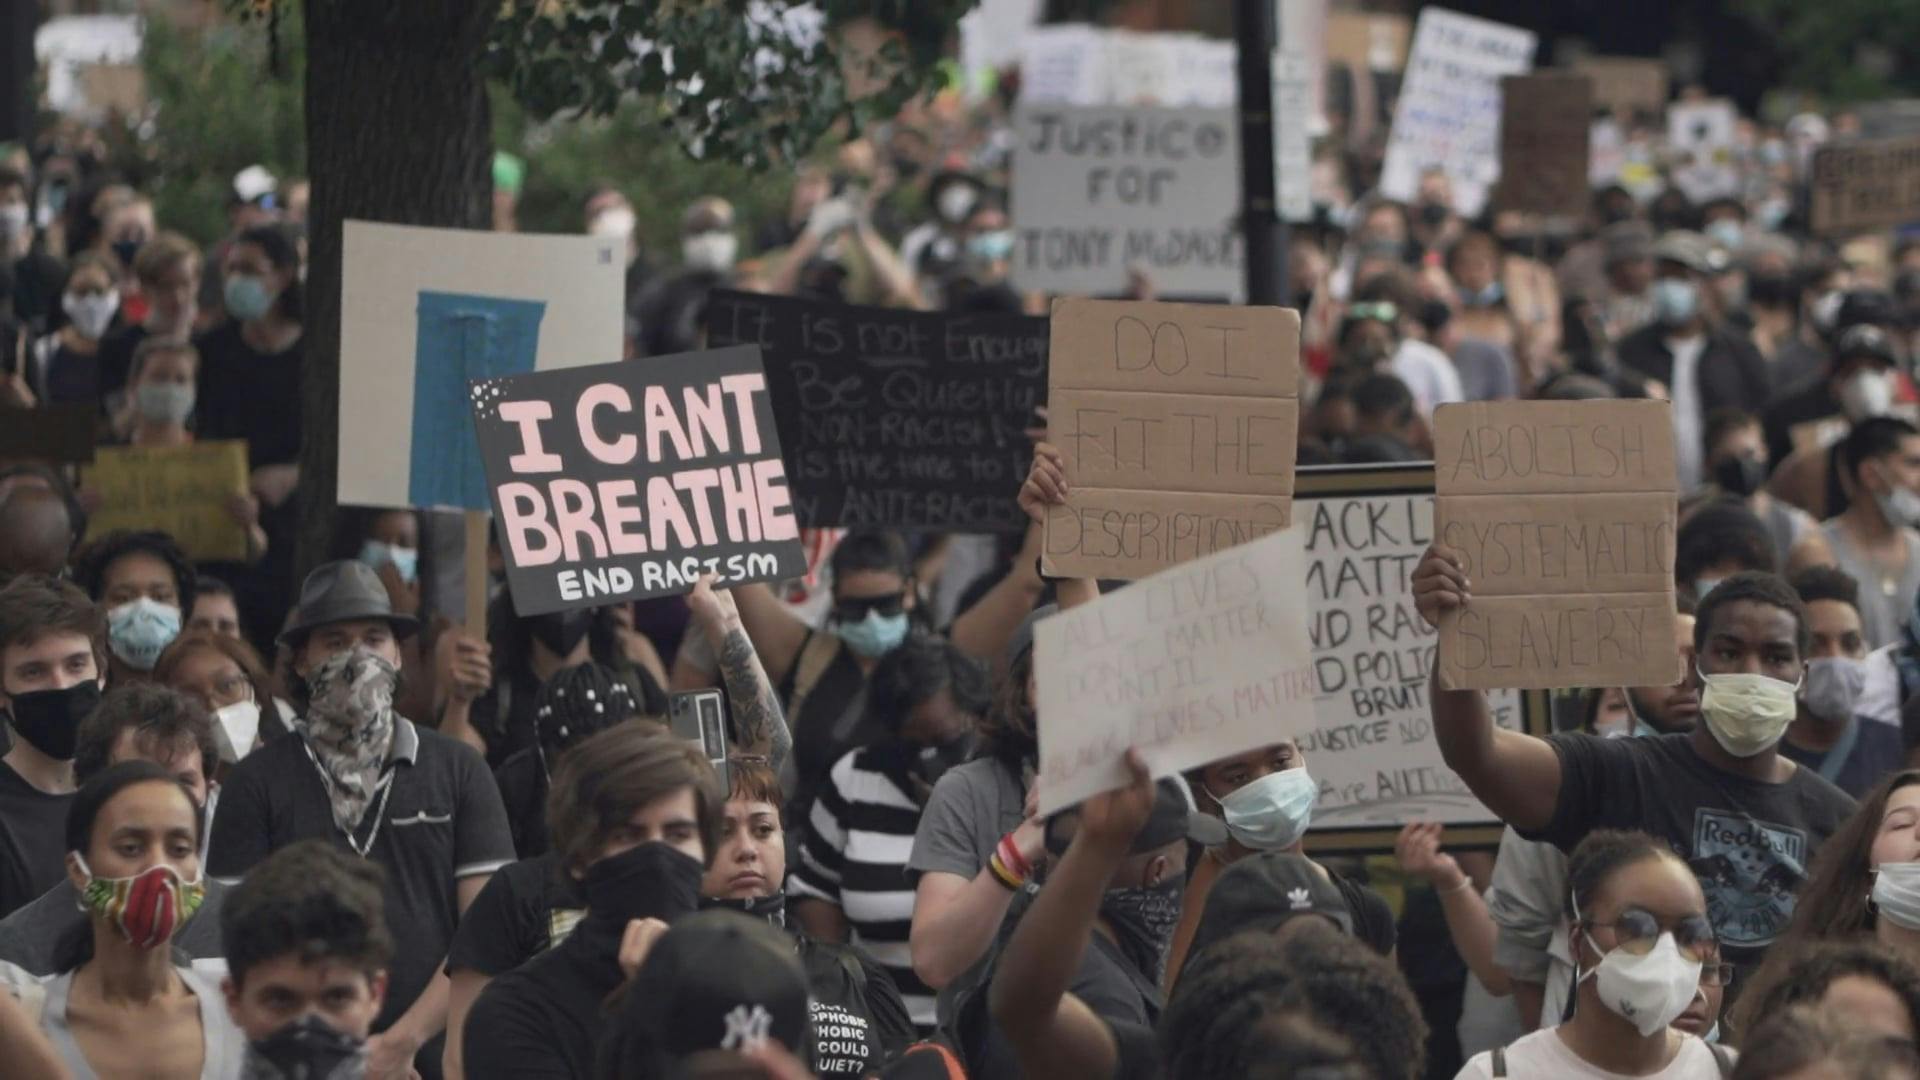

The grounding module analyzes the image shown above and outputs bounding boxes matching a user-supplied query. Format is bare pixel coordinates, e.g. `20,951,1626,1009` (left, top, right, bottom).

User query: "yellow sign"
87,441,250,562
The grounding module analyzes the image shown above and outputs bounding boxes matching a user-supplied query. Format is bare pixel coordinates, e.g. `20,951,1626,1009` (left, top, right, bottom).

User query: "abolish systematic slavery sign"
1433,400,1680,691
469,345,809,615
1011,104,1241,299
704,290,1047,532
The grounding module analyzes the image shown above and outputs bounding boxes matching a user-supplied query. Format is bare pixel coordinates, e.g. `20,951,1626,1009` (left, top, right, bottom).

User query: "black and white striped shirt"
789,745,935,1028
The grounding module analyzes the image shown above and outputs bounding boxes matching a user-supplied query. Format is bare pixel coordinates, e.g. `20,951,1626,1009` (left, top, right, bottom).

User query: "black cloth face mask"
246,1013,367,1080
5,679,99,761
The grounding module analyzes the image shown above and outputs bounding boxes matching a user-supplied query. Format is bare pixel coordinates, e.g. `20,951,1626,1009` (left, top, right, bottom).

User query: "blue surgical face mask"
223,273,275,322
1705,219,1745,252
1653,277,1700,325
1209,766,1317,851
967,229,1015,263
835,609,910,659
1458,281,1504,308
357,539,419,585
108,597,182,671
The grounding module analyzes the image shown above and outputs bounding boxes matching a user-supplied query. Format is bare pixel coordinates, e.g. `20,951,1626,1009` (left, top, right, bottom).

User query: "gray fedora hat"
277,560,420,648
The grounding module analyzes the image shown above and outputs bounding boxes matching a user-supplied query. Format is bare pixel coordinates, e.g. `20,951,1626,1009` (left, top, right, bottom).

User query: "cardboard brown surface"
1810,136,1920,237
1496,73,1593,217
1043,489,1292,581
1434,492,1674,597
1045,298,1300,579
86,441,250,561
1433,399,1675,497
1435,399,1678,690
1049,390,1298,495
1574,57,1668,116
1437,592,1682,691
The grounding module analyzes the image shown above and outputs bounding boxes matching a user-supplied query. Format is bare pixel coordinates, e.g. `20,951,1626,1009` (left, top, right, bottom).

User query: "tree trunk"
296,0,493,583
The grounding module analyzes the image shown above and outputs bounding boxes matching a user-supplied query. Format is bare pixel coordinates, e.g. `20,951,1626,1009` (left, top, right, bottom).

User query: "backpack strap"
1491,1046,1506,1078
784,630,840,730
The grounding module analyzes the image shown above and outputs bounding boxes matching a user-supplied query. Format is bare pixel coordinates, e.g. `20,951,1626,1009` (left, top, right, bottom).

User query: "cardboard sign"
1034,525,1316,816
1574,57,1668,117
87,441,250,561
1667,100,1740,204
1296,467,1543,849
1326,12,1410,74
703,290,1046,532
338,221,624,512
1043,298,1300,580
1379,8,1537,217
1810,136,1920,236
1495,73,1593,217
1011,104,1241,300
1433,400,1680,691
469,346,809,615
0,404,95,464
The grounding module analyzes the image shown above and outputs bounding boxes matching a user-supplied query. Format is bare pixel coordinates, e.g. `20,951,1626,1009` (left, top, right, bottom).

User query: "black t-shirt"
463,916,625,1080
193,319,303,468
494,747,551,859
445,852,586,979
964,929,1160,1079
0,760,73,919
471,666,543,771
1525,732,1856,979
208,721,516,1041
94,322,148,403
1778,719,1907,800
798,935,916,1076
1330,870,1397,957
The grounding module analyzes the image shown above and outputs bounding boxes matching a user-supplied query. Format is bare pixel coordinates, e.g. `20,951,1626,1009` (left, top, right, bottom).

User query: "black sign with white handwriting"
704,290,1048,531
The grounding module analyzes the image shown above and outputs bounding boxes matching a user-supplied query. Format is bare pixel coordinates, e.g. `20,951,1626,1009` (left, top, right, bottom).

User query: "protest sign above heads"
469,345,809,615
1034,525,1316,817
1432,399,1680,691
337,221,624,512
1326,11,1410,75
1379,7,1537,218
86,441,250,562
1011,104,1242,300
1810,135,1920,236
1043,297,1300,581
1495,73,1593,217
1294,466,1549,853
1667,99,1741,203
1018,26,1237,109
1573,57,1669,117
703,290,1047,532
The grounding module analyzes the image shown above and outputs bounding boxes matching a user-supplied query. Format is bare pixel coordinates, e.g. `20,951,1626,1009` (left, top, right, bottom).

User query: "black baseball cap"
1184,852,1354,965
1043,775,1192,858
616,910,812,1070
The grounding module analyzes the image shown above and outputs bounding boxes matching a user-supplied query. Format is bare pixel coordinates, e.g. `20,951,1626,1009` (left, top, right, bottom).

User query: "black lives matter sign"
705,290,1046,532
469,345,808,615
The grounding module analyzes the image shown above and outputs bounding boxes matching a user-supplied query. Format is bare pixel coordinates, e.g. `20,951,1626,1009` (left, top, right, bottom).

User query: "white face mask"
1802,656,1867,724
1698,668,1801,757
1582,928,1705,1037
589,206,636,241
936,183,978,224
1873,465,1920,529
681,231,737,273
213,700,262,763
1839,369,1896,421
0,202,27,239
1209,767,1317,851
62,289,119,340
1873,863,1920,931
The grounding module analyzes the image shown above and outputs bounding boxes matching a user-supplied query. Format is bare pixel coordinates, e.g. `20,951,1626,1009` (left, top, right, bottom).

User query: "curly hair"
1693,570,1810,659
1730,940,1920,1047
72,528,196,614
866,633,990,736
1163,921,1426,1080
1566,829,1685,923
222,839,391,988
1730,1003,1920,1079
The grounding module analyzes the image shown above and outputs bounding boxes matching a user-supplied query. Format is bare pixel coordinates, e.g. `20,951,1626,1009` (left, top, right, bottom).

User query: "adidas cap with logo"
1185,851,1356,965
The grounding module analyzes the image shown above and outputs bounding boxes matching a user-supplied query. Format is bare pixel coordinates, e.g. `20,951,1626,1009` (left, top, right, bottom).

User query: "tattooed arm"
689,575,792,771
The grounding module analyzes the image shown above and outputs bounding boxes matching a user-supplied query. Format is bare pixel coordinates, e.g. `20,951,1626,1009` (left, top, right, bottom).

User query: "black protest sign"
469,345,809,615
704,290,1047,532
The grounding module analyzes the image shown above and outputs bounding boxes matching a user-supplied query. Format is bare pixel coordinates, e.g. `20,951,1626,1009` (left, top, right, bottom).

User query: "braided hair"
533,662,642,778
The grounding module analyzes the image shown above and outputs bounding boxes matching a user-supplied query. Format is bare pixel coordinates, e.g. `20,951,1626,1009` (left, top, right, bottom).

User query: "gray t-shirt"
0,879,230,976
907,757,1026,882
1820,519,1920,650
40,964,246,1079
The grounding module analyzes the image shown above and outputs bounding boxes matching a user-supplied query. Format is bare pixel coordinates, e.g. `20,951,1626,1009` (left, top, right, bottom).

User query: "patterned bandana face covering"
300,646,399,839
74,854,207,950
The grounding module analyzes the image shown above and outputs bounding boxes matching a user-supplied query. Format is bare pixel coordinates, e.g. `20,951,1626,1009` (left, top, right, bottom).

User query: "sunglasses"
1586,907,1720,964
832,593,906,623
